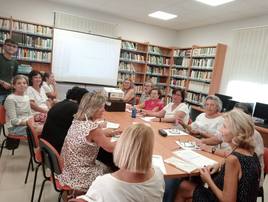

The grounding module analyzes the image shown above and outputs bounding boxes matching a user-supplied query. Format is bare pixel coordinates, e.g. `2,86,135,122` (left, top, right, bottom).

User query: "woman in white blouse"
4,75,32,135
72,123,165,202
26,70,51,113
180,95,223,138
142,88,189,124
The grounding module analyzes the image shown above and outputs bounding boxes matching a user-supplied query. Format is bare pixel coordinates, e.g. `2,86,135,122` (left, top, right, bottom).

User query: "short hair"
28,70,43,87
113,123,154,173
4,38,18,46
223,109,255,153
149,88,162,98
144,80,154,88
123,77,134,89
66,86,88,104
204,95,222,112
42,72,51,82
12,74,28,85
172,88,185,102
74,92,106,120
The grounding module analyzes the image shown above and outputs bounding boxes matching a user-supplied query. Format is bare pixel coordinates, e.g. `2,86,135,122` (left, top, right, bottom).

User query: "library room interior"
1,0,268,201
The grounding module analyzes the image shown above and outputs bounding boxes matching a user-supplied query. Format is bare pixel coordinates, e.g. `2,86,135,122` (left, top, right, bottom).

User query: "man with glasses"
0,39,18,104
139,80,154,104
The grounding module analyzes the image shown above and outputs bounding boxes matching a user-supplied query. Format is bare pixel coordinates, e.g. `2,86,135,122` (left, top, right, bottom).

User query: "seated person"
26,70,51,114
4,75,32,135
180,95,224,138
137,88,164,112
58,92,120,192
41,86,88,153
139,80,154,104
74,123,165,202
121,78,135,104
199,102,264,187
175,109,261,202
142,89,189,124
42,72,57,103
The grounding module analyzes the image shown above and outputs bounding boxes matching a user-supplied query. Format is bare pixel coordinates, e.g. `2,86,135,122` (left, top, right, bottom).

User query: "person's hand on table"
103,128,122,137
199,142,212,153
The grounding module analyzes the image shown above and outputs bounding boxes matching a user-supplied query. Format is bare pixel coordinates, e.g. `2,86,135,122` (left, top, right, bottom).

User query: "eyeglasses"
4,43,18,48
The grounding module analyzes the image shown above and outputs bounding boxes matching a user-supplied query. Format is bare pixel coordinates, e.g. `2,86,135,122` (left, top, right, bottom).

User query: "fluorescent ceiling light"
148,11,177,21
195,0,235,6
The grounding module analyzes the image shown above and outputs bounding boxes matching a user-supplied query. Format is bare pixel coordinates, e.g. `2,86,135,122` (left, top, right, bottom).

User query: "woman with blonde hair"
121,77,135,104
74,123,165,202
58,92,119,192
175,109,261,202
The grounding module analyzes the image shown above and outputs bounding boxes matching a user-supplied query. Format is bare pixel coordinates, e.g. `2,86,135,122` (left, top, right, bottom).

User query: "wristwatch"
211,147,216,154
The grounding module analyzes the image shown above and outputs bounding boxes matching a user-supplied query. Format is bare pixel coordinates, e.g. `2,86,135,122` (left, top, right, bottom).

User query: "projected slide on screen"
52,28,121,86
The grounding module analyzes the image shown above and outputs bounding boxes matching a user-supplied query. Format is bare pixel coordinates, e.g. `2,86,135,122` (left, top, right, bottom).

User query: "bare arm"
204,156,240,202
123,88,135,103
30,100,48,113
201,136,222,145
143,109,165,118
88,128,116,153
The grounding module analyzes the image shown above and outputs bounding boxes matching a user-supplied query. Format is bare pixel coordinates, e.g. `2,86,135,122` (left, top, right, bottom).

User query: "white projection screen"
52,28,121,86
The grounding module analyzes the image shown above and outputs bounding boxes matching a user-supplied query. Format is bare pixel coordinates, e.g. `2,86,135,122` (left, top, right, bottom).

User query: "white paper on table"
176,141,200,150
173,150,217,168
106,122,120,129
165,156,197,173
140,116,156,122
152,155,167,174
125,108,132,113
163,128,188,136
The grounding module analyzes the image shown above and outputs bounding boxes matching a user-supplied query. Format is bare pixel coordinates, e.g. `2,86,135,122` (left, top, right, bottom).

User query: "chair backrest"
39,138,62,175
263,147,268,174
0,105,6,125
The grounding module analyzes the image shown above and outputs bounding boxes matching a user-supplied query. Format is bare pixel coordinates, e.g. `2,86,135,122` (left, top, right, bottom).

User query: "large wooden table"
104,111,223,178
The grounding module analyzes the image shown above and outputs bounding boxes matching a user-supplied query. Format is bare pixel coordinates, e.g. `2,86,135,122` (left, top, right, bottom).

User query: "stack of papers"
165,150,217,173
106,121,120,129
140,116,156,122
152,155,167,174
176,141,200,150
163,128,188,136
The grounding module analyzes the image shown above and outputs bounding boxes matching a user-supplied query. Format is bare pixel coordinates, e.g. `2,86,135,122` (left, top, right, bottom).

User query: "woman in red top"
137,88,164,112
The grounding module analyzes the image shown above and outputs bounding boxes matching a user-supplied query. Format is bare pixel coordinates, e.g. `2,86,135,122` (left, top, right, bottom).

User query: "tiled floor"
0,139,267,202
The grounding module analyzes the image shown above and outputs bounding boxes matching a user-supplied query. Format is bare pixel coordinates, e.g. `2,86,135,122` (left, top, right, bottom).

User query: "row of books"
0,19,10,29
147,66,169,75
174,57,190,67
12,33,53,49
119,62,135,72
186,92,206,105
121,41,137,50
171,69,188,77
174,49,191,57
12,21,52,37
190,71,212,80
120,52,145,62
17,64,32,74
188,81,209,94
146,76,161,84
170,79,186,88
0,32,10,43
192,58,214,68
192,48,216,57
148,46,162,55
17,48,52,62
117,73,134,82
147,55,170,65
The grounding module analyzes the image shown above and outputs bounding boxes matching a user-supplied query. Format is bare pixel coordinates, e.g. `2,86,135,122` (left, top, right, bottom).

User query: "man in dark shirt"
0,39,18,104
41,86,88,153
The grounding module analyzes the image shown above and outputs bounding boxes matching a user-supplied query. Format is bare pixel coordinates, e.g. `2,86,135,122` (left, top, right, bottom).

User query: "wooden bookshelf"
118,41,227,106
0,16,53,73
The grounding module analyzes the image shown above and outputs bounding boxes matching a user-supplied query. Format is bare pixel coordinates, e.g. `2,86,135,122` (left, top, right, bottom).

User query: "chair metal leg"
30,158,34,171
24,157,32,184
0,139,6,158
12,149,15,155
58,191,63,202
38,178,48,202
31,163,41,202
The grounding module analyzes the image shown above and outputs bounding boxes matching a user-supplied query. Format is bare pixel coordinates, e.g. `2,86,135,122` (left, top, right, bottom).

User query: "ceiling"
46,0,268,30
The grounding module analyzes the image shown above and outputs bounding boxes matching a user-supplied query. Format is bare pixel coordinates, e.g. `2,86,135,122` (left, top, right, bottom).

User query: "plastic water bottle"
131,106,137,118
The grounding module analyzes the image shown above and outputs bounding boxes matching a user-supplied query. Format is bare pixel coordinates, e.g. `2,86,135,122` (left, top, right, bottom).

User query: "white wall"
175,14,268,94
0,0,177,47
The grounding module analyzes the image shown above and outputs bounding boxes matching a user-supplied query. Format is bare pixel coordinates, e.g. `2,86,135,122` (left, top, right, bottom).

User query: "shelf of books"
11,18,53,73
185,44,227,106
0,16,53,73
0,17,11,54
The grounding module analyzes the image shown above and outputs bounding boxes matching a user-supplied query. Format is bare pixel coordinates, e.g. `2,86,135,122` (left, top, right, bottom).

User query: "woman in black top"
175,109,261,202
41,86,88,153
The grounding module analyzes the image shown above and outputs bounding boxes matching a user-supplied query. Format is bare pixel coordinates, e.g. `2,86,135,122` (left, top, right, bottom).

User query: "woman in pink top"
137,88,164,112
